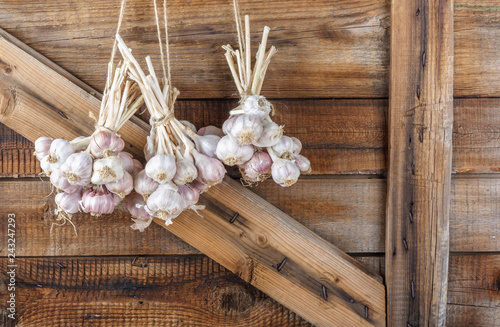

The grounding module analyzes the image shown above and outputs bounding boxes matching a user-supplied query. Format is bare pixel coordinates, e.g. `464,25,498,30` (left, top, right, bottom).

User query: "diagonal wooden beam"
386,0,453,326
0,28,386,326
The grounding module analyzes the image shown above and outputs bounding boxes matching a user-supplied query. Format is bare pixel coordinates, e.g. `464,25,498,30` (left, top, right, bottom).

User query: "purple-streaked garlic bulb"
125,192,153,232
272,135,295,160
294,154,311,174
193,151,226,187
242,151,272,180
106,171,134,198
134,170,159,200
145,183,185,225
118,152,134,175
216,136,254,166
80,187,115,216
55,190,82,214
253,120,283,148
42,139,75,173
291,137,302,155
34,137,53,160
90,130,125,158
91,156,124,184
177,185,200,207
50,169,81,194
145,154,176,184
130,159,144,177
227,115,263,145
193,134,220,158
173,158,198,185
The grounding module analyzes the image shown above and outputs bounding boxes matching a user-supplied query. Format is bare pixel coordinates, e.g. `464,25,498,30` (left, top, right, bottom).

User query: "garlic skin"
91,156,125,184
118,152,134,175
173,158,198,185
125,192,153,232
131,159,144,177
228,114,263,145
60,152,93,186
272,135,295,160
188,179,208,194
180,120,197,133
216,135,255,166
271,158,301,187
34,137,53,160
55,190,82,214
80,187,116,216
90,130,125,158
145,154,177,184
294,154,311,174
177,185,200,207
222,116,238,135
145,183,185,225
198,125,224,137
194,134,220,158
106,171,133,198
45,139,75,170
134,170,159,200
193,151,226,186
253,120,284,148
241,95,272,119
291,137,302,154
50,169,81,193
243,151,272,179
144,135,156,161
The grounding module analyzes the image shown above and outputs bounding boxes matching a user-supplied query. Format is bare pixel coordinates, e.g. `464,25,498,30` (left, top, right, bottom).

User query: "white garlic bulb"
60,152,93,186
134,170,159,200
272,135,295,160
228,114,263,145
91,156,125,184
50,169,81,194
294,154,311,173
173,158,198,185
216,135,255,166
193,151,226,186
145,154,176,184
271,158,300,187
90,130,125,158
145,183,185,225
241,95,272,119
34,137,53,160
242,151,272,180
252,120,283,148
193,134,220,158
222,116,238,135
197,125,224,137
45,139,75,171
55,190,82,214
291,137,302,154
80,187,116,216
106,171,134,198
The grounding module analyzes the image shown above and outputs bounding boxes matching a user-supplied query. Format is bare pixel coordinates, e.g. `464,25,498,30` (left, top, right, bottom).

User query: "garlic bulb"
145,154,177,183
194,134,220,158
291,137,302,154
253,120,283,147
45,139,75,170
222,116,238,135
177,185,200,207
271,158,300,187
145,183,185,225
80,187,115,216
180,120,197,133
228,114,263,145
34,137,53,160
55,190,82,214
272,135,295,160
131,159,144,177
106,171,134,198
242,151,272,180
50,169,81,194
60,152,93,186
216,135,255,166
173,158,198,185
188,179,209,194
241,95,271,119
125,192,152,232
193,151,226,186
118,152,134,174
294,154,311,173
89,130,125,158
134,170,159,200
197,125,224,137
91,156,124,184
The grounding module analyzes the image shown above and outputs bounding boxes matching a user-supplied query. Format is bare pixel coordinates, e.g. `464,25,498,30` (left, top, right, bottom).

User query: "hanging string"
153,0,167,82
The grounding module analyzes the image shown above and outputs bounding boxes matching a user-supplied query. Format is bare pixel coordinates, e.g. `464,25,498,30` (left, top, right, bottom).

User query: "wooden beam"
386,0,454,326
0,28,385,326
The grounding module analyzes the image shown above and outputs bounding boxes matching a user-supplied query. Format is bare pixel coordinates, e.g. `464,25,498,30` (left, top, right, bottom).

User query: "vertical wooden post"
386,0,453,326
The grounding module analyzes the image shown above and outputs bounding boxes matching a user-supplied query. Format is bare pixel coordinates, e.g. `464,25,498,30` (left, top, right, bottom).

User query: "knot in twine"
151,112,175,128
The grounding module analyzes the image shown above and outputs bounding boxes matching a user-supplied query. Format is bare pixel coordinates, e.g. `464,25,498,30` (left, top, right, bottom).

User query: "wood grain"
0,0,390,99
387,0,454,326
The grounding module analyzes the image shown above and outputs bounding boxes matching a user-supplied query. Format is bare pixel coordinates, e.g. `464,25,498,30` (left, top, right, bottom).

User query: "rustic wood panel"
0,254,497,326
1,177,498,257
2,97,500,176
0,0,390,99
386,0,454,325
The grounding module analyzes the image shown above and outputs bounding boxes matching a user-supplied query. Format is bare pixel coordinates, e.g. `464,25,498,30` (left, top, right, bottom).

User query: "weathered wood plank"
2,97,500,176
1,178,498,257
0,0,390,99
387,0,454,326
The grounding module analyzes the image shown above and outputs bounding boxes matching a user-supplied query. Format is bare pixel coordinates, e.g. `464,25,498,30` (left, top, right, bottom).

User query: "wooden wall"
0,0,499,326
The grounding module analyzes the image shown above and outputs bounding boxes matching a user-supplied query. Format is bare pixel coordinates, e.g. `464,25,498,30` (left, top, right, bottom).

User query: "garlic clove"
134,169,159,200
194,134,220,158
197,125,224,137
294,154,311,174
272,135,295,160
80,187,116,216
271,158,301,187
228,114,263,145
90,130,125,158
60,152,93,186
50,169,81,194
241,95,272,120
55,190,82,214
290,136,302,154
252,120,284,148
34,136,53,160
91,156,125,184
145,154,177,184
106,171,134,198
216,135,255,166
173,158,198,185
193,151,226,186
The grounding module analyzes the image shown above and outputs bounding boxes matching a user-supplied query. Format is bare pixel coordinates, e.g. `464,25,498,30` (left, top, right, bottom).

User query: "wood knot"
255,234,268,247
203,276,257,315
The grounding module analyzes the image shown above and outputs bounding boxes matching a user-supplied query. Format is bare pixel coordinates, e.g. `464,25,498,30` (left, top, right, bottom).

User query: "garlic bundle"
117,36,225,229
217,15,311,187
34,58,145,225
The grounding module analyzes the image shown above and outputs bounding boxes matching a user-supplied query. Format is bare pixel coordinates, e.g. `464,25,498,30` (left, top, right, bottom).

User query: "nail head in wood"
277,257,287,272
403,238,408,251
411,280,415,299
229,212,239,224
321,285,328,301
365,306,369,319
